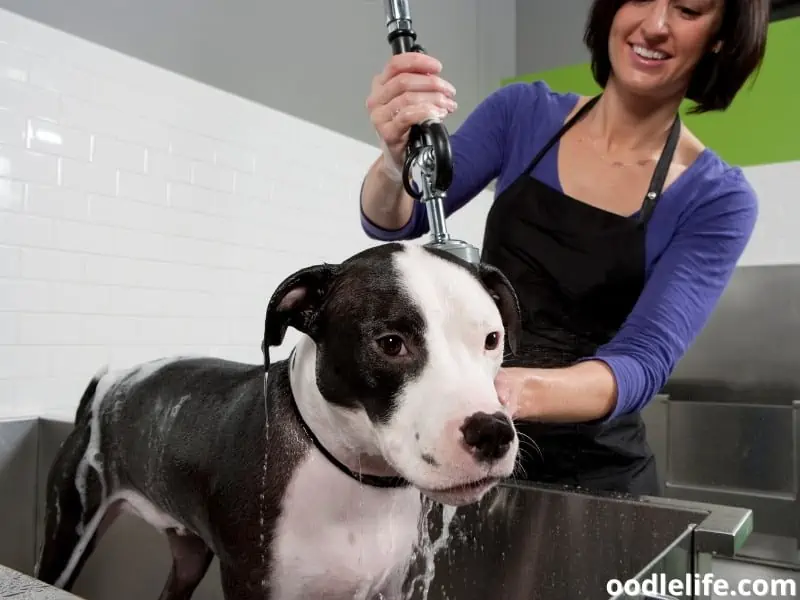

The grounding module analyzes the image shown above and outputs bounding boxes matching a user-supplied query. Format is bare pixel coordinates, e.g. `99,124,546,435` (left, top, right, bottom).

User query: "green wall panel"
502,17,800,168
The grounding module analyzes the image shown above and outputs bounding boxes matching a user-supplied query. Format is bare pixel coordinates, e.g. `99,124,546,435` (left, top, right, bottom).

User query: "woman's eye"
677,4,701,17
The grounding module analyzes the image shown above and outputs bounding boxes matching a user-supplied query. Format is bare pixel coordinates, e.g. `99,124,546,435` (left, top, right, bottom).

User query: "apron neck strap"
522,95,601,175
639,114,681,222
522,93,682,224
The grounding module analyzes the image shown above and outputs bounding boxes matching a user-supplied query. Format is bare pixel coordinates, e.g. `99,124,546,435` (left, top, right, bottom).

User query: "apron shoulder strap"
518,92,681,223
639,115,681,223
522,95,601,175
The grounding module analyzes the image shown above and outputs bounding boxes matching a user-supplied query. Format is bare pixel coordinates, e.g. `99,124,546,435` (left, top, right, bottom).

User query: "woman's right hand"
366,52,458,182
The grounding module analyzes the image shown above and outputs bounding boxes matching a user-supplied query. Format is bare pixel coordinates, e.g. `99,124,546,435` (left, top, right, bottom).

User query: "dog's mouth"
420,476,501,496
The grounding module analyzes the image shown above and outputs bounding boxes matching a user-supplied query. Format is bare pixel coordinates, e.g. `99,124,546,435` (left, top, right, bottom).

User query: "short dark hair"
583,0,770,113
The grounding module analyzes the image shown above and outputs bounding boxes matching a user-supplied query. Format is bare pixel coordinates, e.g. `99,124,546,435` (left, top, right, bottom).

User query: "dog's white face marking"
372,244,519,504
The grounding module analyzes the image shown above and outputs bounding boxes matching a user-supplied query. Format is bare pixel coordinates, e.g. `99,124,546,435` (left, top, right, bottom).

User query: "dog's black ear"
262,263,340,367
476,263,522,356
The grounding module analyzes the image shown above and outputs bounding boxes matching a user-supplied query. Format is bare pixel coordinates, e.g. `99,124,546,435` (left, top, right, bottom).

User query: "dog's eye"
485,332,500,350
376,335,407,357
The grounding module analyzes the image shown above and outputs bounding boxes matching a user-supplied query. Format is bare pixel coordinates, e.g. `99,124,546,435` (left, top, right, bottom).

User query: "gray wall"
0,0,515,147
516,0,593,76
3,0,794,146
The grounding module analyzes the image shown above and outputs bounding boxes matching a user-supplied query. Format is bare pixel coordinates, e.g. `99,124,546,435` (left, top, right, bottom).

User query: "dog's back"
98,357,265,528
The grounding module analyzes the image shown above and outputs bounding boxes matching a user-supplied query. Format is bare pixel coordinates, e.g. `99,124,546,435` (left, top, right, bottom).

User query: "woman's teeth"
632,45,669,60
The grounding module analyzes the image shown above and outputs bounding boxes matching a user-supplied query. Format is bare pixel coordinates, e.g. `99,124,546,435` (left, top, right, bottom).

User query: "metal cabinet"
642,264,800,568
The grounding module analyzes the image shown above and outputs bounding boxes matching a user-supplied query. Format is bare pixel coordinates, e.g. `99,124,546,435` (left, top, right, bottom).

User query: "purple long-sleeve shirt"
360,80,758,420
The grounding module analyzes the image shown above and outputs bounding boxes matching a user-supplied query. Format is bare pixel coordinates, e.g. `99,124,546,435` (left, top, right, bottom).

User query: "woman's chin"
607,67,685,105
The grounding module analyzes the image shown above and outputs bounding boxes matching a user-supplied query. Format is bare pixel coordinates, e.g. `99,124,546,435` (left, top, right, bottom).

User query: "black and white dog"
34,241,522,600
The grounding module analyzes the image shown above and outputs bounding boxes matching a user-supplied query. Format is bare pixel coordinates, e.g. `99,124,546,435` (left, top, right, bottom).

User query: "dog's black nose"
460,411,514,461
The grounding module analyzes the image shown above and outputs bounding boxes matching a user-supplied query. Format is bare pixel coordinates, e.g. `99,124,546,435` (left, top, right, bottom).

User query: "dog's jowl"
34,241,522,600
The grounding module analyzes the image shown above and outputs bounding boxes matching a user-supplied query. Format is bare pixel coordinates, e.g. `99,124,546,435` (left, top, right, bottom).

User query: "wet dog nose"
460,411,514,461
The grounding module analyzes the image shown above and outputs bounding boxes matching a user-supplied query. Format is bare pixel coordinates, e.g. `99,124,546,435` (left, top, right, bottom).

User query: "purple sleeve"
589,174,759,420
360,83,522,240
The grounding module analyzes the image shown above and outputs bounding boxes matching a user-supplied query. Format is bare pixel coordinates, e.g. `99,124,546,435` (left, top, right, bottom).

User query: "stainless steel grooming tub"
1,416,752,600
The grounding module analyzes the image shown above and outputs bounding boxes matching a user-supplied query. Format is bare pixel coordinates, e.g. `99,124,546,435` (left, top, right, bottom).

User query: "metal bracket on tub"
639,495,754,558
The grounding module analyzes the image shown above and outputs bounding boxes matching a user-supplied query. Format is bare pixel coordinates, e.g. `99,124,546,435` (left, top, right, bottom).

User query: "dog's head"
263,242,521,506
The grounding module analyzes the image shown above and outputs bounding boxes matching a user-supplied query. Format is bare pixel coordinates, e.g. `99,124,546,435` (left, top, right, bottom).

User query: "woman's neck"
585,78,683,154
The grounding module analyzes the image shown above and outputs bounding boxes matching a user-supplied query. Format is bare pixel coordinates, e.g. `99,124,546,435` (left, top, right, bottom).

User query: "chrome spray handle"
382,0,480,265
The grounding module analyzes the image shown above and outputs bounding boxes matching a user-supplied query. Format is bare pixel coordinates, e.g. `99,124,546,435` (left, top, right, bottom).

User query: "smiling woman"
585,0,769,113
358,0,771,496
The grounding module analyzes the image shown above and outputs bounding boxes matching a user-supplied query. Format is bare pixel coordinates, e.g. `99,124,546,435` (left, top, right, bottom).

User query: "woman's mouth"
629,43,671,66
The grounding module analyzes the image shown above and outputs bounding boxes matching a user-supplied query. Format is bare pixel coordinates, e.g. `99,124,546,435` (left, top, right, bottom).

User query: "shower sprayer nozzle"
380,0,480,265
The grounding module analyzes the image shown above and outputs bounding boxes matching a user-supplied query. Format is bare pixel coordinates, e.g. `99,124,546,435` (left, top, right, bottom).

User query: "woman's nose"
639,0,671,39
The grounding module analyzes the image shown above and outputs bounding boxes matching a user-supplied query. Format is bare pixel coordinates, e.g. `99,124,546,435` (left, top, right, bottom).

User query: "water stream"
259,371,270,591
401,497,459,600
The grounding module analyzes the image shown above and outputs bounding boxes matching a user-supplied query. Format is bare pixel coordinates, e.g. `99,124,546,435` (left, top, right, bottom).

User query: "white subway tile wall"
0,8,495,420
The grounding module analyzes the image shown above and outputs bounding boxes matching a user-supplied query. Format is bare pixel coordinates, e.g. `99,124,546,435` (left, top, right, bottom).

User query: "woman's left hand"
495,361,619,423
494,367,530,418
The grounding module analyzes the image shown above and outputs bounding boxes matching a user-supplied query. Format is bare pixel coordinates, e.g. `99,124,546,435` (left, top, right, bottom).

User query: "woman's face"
608,0,724,100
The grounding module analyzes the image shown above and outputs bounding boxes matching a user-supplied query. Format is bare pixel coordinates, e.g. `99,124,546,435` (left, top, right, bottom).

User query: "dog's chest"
270,449,422,600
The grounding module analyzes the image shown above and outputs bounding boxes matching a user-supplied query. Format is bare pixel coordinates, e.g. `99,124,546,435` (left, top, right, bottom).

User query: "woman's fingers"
374,102,451,146
366,52,457,175
374,52,443,87
368,72,456,111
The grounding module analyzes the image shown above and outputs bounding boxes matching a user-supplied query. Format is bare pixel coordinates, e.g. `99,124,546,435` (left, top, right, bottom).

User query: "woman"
359,0,769,495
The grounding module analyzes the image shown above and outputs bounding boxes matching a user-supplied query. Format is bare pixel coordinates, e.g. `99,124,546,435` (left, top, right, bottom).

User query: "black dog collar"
286,350,411,489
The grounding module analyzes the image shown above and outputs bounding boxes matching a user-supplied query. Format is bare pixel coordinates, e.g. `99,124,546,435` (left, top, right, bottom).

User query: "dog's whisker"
527,444,543,462
517,436,538,453
516,430,535,443
510,463,529,480
515,431,542,459
515,448,537,468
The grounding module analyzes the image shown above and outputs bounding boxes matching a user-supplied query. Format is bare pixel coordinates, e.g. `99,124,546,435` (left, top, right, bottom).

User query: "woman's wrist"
377,147,404,183
511,360,618,423
360,157,413,230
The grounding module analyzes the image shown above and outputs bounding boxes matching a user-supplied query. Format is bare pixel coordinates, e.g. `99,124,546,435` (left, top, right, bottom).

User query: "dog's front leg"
157,529,214,600
219,562,272,600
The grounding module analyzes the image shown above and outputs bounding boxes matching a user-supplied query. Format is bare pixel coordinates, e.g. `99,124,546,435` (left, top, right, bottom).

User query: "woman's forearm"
512,360,618,423
360,157,417,232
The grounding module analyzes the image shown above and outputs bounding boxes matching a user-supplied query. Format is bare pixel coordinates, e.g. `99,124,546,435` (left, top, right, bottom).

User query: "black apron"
481,95,680,496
